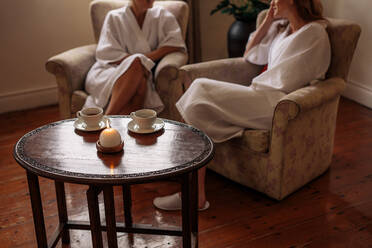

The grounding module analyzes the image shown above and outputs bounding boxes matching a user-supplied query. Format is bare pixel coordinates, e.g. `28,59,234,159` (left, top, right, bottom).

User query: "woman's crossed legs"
106,58,149,115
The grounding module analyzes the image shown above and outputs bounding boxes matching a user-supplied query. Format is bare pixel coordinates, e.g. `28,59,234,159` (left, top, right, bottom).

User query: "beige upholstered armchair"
46,0,189,120
167,12,361,200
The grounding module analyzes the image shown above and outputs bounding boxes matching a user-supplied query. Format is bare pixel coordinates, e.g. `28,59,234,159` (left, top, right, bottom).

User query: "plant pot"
227,19,256,58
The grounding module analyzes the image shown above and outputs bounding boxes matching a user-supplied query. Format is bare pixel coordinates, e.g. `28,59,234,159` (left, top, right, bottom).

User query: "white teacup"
130,109,157,130
77,107,104,128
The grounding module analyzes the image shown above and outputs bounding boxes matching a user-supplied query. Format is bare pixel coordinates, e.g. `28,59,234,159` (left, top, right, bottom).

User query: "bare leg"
119,75,148,115
106,58,148,115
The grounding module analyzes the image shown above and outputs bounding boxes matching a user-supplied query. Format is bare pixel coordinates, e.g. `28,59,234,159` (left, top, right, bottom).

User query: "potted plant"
211,0,270,57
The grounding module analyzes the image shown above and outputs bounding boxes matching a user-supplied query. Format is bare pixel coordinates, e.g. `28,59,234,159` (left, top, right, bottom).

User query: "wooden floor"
0,97,371,248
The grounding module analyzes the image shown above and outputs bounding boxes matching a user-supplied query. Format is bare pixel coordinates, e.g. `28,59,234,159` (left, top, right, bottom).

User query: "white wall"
0,0,94,114
323,0,372,108
198,0,234,61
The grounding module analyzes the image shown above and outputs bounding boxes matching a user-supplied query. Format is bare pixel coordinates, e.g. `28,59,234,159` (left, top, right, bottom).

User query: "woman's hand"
244,2,276,56
263,1,276,26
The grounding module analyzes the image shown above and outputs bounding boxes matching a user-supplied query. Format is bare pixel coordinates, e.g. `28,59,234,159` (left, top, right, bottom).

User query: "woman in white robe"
84,0,186,114
153,0,331,211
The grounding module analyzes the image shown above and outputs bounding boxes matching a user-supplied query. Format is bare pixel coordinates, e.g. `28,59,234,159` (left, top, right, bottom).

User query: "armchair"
46,0,189,120
168,13,361,200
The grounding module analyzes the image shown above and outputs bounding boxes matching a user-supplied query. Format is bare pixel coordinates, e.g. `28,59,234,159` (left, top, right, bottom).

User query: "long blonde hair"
294,0,324,21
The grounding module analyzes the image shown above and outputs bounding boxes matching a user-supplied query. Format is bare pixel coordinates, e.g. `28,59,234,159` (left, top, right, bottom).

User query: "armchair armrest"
45,44,97,92
179,58,263,90
155,51,188,120
269,77,345,164
45,44,96,119
278,77,346,119
154,51,188,80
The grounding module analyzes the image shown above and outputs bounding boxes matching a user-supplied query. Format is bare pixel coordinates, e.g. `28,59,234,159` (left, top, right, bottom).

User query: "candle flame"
110,162,115,175
106,119,111,129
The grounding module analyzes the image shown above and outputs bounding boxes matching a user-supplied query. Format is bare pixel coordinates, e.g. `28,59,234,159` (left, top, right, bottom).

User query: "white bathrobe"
176,20,331,143
84,6,186,112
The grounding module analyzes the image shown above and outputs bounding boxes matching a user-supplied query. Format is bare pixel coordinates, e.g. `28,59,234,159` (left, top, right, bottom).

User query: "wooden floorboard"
0,98,371,247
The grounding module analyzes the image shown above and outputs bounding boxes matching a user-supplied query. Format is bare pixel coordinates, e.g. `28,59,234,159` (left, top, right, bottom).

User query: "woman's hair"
294,0,324,21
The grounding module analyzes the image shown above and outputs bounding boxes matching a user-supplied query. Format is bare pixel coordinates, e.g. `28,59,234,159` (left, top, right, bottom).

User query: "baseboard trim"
0,86,58,114
342,80,372,109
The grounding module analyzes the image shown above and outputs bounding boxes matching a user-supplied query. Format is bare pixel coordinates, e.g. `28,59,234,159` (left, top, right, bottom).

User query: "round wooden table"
13,116,214,248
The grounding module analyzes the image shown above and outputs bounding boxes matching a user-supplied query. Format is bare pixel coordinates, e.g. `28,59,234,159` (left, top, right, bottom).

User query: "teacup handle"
130,112,135,120
76,111,82,118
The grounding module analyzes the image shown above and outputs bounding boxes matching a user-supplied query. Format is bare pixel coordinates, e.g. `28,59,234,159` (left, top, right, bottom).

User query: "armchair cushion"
239,129,270,153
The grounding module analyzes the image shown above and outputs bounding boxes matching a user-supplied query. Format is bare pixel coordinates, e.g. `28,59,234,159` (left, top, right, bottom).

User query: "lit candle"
99,121,122,148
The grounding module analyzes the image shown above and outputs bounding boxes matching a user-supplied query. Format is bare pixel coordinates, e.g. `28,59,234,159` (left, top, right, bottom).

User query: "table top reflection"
14,116,214,184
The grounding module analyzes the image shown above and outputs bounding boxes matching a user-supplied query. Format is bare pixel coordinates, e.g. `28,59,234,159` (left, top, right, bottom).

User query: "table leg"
87,186,103,248
103,185,118,248
54,181,70,244
122,184,133,227
26,171,48,248
181,173,192,248
190,170,199,246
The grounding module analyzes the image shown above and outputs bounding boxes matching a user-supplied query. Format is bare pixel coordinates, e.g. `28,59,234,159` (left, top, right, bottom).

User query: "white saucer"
127,118,165,134
74,116,111,132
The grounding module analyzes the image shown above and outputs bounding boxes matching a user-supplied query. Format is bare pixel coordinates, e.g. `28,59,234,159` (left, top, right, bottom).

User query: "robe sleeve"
157,9,187,52
95,11,130,64
244,20,287,65
252,23,331,93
